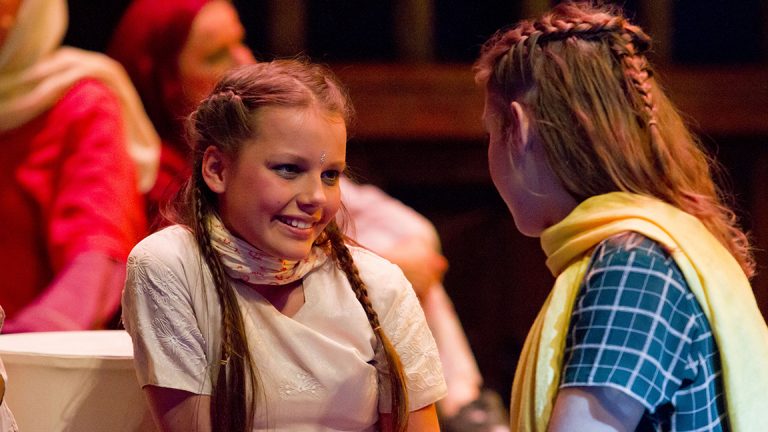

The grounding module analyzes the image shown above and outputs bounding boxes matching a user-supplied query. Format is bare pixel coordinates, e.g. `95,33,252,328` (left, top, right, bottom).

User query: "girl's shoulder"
346,244,407,280
341,244,415,309
592,232,676,270
129,225,198,267
126,225,208,297
585,231,695,316
134,224,193,248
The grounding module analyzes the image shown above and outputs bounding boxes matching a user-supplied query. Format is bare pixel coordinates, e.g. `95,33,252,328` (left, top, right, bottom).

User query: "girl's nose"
297,176,327,212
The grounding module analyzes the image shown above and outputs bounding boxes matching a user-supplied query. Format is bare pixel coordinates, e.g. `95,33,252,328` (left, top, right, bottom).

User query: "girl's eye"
321,170,341,185
273,164,300,178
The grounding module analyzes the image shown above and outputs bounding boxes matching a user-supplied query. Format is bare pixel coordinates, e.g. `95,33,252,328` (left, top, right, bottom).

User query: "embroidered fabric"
376,285,445,395
123,251,211,389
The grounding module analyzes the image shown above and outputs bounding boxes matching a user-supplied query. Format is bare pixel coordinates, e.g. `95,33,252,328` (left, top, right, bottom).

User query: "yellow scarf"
509,192,768,431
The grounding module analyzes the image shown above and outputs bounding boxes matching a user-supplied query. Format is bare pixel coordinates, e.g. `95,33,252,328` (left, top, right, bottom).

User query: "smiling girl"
121,60,446,432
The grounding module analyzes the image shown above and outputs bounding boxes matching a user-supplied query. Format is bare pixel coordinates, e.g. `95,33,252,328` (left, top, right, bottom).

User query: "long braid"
475,1,755,277
605,18,753,273
324,221,409,432
489,10,625,80
188,167,257,432
499,6,675,183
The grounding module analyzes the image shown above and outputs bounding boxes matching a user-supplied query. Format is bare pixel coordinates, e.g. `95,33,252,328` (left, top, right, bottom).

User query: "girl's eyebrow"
266,152,306,162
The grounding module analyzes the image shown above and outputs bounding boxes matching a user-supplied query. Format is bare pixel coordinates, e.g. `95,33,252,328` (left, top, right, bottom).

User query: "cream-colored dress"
122,225,446,431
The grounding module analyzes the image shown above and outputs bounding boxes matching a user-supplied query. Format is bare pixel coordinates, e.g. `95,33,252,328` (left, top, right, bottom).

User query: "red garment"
108,0,208,224
145,141,191,227
0,79,145,320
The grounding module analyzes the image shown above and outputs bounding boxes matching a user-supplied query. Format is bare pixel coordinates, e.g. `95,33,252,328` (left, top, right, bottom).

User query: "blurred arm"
3,252,125,332
340,178,446,298
548,386,644,432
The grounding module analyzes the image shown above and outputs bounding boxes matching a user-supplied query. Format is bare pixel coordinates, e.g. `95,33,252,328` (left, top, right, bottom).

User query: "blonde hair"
474,1,754,277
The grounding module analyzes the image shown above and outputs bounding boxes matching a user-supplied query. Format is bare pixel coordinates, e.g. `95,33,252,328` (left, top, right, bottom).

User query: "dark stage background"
64,0,768,404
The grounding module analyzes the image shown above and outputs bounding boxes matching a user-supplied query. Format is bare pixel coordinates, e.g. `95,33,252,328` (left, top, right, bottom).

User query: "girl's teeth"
285,218,311,229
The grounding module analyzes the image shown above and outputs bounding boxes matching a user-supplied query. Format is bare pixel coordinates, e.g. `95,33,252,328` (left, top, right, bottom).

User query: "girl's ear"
201,145,229,193
508,101,531,153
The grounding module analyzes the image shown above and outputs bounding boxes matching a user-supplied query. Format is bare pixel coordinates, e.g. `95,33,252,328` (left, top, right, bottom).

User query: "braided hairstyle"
172,60,409,431
474,1,754,277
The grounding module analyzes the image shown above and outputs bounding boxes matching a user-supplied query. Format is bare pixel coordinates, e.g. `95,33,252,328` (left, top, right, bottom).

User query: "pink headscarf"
108,0,209,146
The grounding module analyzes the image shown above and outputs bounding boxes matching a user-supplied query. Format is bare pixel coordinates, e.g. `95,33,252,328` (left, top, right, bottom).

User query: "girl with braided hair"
121,60,446,432
475,2,768,431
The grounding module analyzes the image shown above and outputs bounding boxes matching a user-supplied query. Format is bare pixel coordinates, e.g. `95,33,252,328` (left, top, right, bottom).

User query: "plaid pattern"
560,233,728,431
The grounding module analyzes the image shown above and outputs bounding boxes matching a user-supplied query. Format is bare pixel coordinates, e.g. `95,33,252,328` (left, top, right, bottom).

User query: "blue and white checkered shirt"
560,233,728,431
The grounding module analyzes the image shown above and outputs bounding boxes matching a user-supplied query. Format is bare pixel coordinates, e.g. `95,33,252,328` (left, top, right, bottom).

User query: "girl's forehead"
244,106,346,150
251,105,345,131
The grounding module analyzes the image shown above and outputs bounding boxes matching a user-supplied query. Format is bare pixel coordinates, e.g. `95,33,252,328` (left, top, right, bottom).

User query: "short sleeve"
122,244,212,394
560,235,700,412
373,269,447,412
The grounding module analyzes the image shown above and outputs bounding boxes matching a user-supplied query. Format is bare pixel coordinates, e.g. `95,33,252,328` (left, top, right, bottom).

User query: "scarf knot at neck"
208,215,326,285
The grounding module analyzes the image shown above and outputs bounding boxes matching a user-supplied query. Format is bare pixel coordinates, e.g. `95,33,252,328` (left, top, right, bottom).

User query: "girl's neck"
245,278,305,317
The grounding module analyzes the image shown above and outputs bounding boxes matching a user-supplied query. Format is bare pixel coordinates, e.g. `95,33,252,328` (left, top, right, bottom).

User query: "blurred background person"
0,0,159,332
107,0,255,226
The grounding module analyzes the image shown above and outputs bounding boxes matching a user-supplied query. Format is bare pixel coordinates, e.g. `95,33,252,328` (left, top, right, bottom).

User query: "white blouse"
122,225,446,431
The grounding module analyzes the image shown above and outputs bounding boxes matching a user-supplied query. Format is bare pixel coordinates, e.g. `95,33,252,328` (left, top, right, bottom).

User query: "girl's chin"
272,241,317,261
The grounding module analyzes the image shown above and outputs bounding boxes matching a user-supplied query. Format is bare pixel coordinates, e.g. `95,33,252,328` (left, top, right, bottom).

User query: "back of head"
108,0,209,141
475,1,754,276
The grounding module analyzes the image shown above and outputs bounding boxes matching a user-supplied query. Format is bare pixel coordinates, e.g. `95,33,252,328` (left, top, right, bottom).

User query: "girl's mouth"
276,216,314,229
